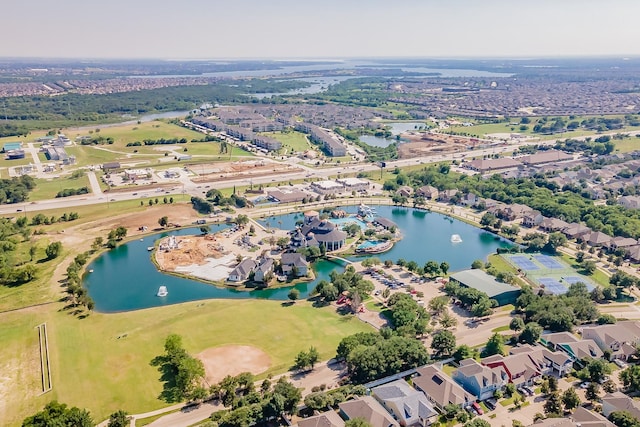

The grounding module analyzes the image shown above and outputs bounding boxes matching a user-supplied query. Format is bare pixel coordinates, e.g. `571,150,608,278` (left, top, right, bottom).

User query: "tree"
464,420,491,427
471,259,484,269
620,365,640,392
288,288,300,302
510,317,525,334
22,401,93,427
562,388,580,412
546,232,567,253
428,296,449,315
586,359,612,383
308,346,320,370
158,216,169,227
602,379,617,393
583,260,597,275
430,330,456,357
483,333,505,357
108,410,130,427
586,382,600,403
453,344,476,362
608,411,640,427
345,418,373,427
519,322,543,344
45,241,63,259
440,261,450,275
439,309,458,329
544,391,563,416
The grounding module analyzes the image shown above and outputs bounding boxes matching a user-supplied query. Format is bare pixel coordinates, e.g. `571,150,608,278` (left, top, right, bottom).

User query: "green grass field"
0,240,60,313
260,131,312,154
0,299,373,426
71,122,205,147
28,175,92,201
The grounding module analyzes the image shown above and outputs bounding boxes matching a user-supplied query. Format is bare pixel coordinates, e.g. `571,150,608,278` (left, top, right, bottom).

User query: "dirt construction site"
398,132,477,158
190,160,302,183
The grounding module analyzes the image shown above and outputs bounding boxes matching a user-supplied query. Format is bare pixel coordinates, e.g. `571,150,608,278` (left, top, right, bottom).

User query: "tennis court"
563,276,595,291
533,254,564,270
509,255,539,271
538,277,568,295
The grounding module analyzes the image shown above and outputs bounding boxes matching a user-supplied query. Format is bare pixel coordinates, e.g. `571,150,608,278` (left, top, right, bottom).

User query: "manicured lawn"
29,175,92,201
365,300,384,312
45,300,372,423
558,252,611,287
261,131,311,153
65,145,124,167
0,240,60,312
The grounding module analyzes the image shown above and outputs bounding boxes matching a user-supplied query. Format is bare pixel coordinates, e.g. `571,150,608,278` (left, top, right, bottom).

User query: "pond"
259,205,511,271
85,206,511,312
84,224,344,312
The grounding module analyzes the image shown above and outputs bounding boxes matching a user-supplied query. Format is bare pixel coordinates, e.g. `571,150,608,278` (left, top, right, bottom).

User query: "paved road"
87,170,103,196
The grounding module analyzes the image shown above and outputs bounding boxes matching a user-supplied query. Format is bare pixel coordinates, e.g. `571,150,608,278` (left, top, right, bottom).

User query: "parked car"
614,359,628,369
471,402,483,415
484,399,497,411
580,382,590,389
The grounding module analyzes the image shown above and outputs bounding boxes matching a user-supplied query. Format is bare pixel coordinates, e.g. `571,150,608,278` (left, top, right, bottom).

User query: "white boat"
88,269,94,273
147,246,154,251
450,234,463,243
157,286,168,297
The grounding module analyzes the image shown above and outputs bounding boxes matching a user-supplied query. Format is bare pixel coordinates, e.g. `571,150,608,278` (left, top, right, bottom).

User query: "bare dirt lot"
191,160,302,183
398,133,472,158
197,345,271,384
155,234,228,270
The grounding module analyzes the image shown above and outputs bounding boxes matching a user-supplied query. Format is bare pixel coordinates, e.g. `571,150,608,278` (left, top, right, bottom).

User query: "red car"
471,402,483,415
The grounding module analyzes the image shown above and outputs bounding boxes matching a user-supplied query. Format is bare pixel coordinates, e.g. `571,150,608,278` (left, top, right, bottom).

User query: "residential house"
609,236,638,252
601,392,640,419
562,223,592,240
437,189,458,203
580,321,640,360
281,253,309,277
482,345,572,386
499,204,532,221
339,396,400,427
371,380,437,427
618,195,640,210
539,217,570,232
228,259,258,282
412,365,474,411
540,332,603,362
586,231,613,247
522,210,544,228
298,410,345,427
459,193,479,207
452,359,508,401
416,185,438,200
527,406,614,427
396,186,413,198
627,245,640,262
253,258,274,283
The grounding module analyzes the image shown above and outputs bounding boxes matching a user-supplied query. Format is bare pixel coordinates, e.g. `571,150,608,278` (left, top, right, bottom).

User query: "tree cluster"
515,283,600,332
313,267,374,305
126,137,188,146
55,187,89,198
151,334,206,402
443,281,497,317
293,346,320,372
209,376,302,427
336,331,429,383
22,400,93,427
386,293,430,337
0,175,36,204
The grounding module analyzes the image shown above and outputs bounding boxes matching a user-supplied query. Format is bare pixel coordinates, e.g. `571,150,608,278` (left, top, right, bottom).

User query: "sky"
2,0,639,59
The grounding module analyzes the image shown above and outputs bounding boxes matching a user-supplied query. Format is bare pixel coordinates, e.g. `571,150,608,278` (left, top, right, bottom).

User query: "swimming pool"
329,216,368,230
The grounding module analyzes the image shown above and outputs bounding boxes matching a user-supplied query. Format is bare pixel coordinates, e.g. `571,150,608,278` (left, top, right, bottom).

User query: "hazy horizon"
3,0,640,59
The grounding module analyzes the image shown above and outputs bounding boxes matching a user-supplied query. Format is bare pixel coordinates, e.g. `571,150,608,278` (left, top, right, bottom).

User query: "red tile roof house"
481,345,572,387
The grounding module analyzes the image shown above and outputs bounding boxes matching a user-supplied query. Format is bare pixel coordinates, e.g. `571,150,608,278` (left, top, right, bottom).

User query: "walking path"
87,170,103,196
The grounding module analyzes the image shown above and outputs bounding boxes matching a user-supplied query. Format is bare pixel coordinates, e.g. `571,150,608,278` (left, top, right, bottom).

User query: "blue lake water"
85,206,510,312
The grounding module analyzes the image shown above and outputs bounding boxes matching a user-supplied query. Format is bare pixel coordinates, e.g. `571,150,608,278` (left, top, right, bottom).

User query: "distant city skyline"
3,0,640,59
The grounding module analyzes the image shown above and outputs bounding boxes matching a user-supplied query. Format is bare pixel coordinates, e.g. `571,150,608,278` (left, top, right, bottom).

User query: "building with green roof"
450,269,521,306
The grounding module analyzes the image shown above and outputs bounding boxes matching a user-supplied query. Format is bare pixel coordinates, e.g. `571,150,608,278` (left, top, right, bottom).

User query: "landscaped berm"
198,345,271,384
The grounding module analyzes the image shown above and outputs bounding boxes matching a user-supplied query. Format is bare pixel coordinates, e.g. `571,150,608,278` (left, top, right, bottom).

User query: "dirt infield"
197,345,271,384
